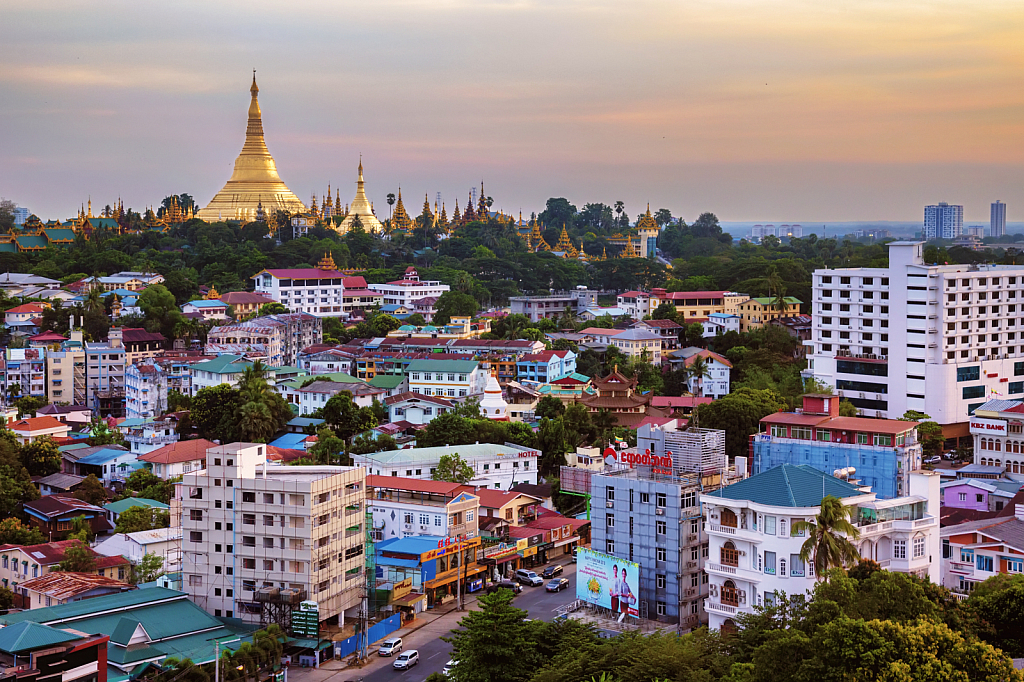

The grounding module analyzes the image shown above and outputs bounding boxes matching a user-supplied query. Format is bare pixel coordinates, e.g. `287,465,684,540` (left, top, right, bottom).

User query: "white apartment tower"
991,201,1007,238
807,242,1024,425
181,443,367,626
924,202,963,240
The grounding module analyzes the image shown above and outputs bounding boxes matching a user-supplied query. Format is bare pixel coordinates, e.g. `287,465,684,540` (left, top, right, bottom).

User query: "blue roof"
268,433,308,449
76,448,135,465
380,305,406,313
184,299,226,308
708,312,739,319
287,417,326,428
376,535,445,557
0,621,80,654
704,464,864,507
375,556,421,568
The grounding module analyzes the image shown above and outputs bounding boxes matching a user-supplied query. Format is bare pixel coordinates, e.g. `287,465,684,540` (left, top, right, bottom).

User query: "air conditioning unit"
655,508,665,516
738,590,746,604
739,550,746,556
687,561,697,568
687,534,698,543
708,584,718,596
684,588,696,597
606,501,614,508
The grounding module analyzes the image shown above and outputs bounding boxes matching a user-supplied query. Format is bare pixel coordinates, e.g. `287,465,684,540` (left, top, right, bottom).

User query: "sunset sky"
2,0,1022,224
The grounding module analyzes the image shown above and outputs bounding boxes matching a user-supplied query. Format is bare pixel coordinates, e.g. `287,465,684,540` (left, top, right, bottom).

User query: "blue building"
375,535,484,608
515,350,576,384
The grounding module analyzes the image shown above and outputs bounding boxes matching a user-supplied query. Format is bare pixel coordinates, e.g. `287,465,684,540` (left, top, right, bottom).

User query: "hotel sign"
970,418,1006,435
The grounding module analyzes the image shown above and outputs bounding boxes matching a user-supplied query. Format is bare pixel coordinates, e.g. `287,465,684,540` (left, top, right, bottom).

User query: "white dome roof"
479,372,508,420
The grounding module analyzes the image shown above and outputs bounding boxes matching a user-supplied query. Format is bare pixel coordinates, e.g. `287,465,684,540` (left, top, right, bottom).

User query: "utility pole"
214,637,240,682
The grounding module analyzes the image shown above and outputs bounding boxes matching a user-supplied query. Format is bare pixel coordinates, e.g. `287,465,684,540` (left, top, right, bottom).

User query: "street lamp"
213,636,241,682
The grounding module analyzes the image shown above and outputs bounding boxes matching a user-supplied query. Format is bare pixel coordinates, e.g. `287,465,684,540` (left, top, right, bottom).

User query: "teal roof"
0,243,17,253
42,228,77,242
367,374,404,389
104,498,169,514
0,621,80,654
110,616,144,646
704,464,864,507
59,443,91,452
405,359,479,373
189,354,268,375
398,325,418,332
90,218,119,229
287,417,326,428
280,372,362,390
15,235,47,250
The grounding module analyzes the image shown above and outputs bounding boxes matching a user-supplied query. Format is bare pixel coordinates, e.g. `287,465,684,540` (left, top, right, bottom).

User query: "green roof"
405,359,479,373
367,374,404,389
15,235,47,250
91,218,120,229
704,464,864,507
188,354,279,375
43,228,77,242
279,371,363,391
110,616,145,646
104,498,169,514
0,242,18,253
59,443,91,452
748,296,802,306
0,621,80,654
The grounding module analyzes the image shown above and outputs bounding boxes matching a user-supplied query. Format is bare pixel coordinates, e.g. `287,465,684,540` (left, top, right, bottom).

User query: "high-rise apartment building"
923,202,963,240
181,443,367,627
806,241,1024,425
991,200,1007,238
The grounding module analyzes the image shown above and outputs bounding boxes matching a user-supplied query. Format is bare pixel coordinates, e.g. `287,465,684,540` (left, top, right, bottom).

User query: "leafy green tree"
20,436,61,477
0,586,14,611
58,540,97,572
838,399,858,417
900,410,944,458
561,403,595,449
432,452,474,483
443,590,541,682
14,395,47,418
88,418,126,446
115,505,171,534
257,302,289,316
349,432,398,456
319,392,377,453
434,291,479,325
0,464,39,519
371,313,402,336
167,389,191,412
792,495,860,581
308,428,346,464
190,384,241,442
535,417,569,478
0,518,46,545
650,301,679,322
535,396,565,420
970,574,1024,656
73,474,108,505
130,553,165,584
417,413,477,448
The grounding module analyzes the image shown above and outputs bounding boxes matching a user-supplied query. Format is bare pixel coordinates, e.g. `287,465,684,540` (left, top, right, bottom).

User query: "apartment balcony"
857,515,936,537
706,562,763,583
948,560,975,576
707,523,763,544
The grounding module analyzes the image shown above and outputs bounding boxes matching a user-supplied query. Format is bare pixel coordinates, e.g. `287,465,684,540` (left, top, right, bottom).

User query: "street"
295,563,579,682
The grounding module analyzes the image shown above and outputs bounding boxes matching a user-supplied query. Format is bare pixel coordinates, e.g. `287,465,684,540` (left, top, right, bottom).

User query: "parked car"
377,638,402,657
442,660,457,677
541,565,563,579
393,650,419,670
546,578,570,592
516,569,544,586
487,579,523,594
571,549,578,564
924,455,941,464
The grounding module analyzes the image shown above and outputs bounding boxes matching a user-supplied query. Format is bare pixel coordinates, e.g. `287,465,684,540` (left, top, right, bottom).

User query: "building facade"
369,268,450,309
515,350,576,384
181,443,367,625
968,398,1024,473
352,443,539,491
806,241,1024,424
924,202,963,240
406,359,487,399
509,288,598,323
206,313,320,367
125,361,168,420
991,200,1006,238
367,476,480,542
252,258,373,318
703,465,940,631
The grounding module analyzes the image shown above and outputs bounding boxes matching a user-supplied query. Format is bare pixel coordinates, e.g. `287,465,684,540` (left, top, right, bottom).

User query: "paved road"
320,563,579,682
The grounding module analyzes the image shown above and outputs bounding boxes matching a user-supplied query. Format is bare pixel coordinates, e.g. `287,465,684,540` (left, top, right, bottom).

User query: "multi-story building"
181,443,367,625
940,509,1024,595
369,267,450,309
967,398,1024,473
187,354,280,396
0,540,130,609
85,329,126,416
702,313,742,338
8,417,72,445
206,313,321,367
219,291,273,317
515,350,576,384
406,359,487,399
752,394,922,499
138,439,213,480
181,299,229,320
120,328,166,364
352,443,540,491
46,332,86,405
607,328,663,365
703,465,940,631
367,475,480,542
664,348,732,399
509,287,598,323
122,418,179,456
632,319,683,350
251,255,374,317
84,272,164,292
991,200,1007,238
384,391,456,425
924,202,963,240
648,290,749,320
806,241,1024,424
125,360,168,420
6,348,47,398
736,297,802,331
616,291,659,319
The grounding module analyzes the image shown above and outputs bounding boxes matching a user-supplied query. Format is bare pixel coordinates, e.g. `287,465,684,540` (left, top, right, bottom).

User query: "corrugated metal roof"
704,464,866,507
0,621,80,654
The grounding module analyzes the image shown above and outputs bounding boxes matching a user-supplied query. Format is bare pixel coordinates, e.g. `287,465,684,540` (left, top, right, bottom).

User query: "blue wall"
334,613,402,658
753,441,898,499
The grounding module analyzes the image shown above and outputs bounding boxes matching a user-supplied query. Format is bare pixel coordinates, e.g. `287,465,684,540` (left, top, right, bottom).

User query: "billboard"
576,548,640,618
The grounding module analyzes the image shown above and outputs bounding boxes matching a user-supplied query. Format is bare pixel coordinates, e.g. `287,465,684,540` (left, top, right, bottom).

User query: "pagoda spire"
477,181,488,220
463,191,476,223
452,198,461,226
421,193,434,226
391,188,414,232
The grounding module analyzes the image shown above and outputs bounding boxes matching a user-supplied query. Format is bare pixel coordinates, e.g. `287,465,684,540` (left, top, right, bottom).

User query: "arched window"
721,541,739,567
720,508,738,528
981,439,988,451
722,580,739,606
996,440,1002,452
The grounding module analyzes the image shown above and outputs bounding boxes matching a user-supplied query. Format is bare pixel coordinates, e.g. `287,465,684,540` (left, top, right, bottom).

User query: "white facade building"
966,398,1024,473
366,475,480,542
703,465,940,631
806,241,1024,424
383,392,456,425
406,359,487,400
252,261,377,318
94,527,183,573
125,360,168,420
181,443,367,624
924,202,963,240
368,268,450,309
352,443,539,491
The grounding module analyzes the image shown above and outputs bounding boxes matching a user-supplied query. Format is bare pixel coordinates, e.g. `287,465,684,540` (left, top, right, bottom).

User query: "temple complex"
337,158,384,234
579,368,667,428
388,189,415,233
198,72,306,222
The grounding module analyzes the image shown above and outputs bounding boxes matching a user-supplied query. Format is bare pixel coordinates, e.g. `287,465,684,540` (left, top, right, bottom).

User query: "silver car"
393,650,419,670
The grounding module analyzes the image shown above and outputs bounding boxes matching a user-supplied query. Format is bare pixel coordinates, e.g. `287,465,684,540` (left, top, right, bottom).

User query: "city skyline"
2,0,1022,222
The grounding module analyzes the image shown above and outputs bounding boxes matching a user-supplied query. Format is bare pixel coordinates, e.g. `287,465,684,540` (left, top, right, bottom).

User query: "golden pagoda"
637,203,658,231
462,191,476,223
620,237,640,259
530,222,551,251
451,199,462,226
419,194,435,227
477,181,488,220
317,252,338,271
553,226,578,257
390,189,415,232
198,72,307,222
337,157,384,234
439,202,449,232
206,286,221,300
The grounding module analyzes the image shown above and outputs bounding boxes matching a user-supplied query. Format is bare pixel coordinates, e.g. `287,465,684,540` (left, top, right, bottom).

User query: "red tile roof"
367,475,474,496
522,515,590,531
638,319,683,329
760,413,919,435
650,396,712,408
20,572,132,600
474,489,542,509
6,303,45,314
9,416,68,432
383,391,456,408
219,291,273,305
138,438,214,464
0,540,129,568
519,350,569,362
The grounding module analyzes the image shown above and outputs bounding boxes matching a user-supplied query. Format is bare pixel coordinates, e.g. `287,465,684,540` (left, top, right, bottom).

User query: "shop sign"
970,418,1006,435
515,538,529,551
392,578,412,600
604,447,673,475
520,547,538,558
484,542,520,560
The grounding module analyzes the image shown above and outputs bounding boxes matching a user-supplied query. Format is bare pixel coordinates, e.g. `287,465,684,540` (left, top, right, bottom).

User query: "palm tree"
502,315,527,340
254,627,284,672
386,193,396,222
239,401,276,443
792,495,861,581
238,361,270,404
686,355,712,398
85,282,105,316
159,657,210,682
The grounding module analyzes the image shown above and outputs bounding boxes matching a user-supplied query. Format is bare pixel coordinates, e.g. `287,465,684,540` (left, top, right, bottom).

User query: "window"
790,554,804,577
242,492,256,502
963,386,985,400
816,429,831,442
791,427,811,440
873,434,892,446
189,531,203,543
957,366,980,382
958,492,967,502
656,601,666,616
770,424,787,437
857,433,869,445
913,536,925,558
764,516,776,535
606,513,615,528
190,510,203,521
656,520,666,535
657,547,666,562
606,486,615,501
606,539,615,553
893,540,906,560
656,493,666,507
977,494,984,503
764,551,776,575
977,554,994,572
1009,559,1024,573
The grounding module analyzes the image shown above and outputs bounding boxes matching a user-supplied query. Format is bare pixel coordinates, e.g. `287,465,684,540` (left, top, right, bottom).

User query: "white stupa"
479,370,509,420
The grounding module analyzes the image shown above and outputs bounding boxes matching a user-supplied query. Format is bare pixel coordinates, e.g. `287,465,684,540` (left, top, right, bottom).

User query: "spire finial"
250,70,259,96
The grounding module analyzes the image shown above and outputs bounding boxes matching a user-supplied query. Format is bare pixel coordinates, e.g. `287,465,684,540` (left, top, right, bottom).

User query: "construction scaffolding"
254,586,307,632
661,428,727,477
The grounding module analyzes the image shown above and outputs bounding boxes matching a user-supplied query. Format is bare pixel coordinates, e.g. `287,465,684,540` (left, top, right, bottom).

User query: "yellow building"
649,289,749,319
737,296,802,331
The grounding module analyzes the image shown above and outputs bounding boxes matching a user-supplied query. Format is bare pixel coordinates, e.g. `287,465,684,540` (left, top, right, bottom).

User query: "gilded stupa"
198,72,307,222
337,158,384,234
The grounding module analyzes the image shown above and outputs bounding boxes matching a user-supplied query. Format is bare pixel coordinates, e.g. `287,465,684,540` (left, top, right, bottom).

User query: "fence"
333,613,402,658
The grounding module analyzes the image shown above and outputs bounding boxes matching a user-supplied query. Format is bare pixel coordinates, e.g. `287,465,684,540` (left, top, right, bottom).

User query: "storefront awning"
554,537,578,548
392,592,427,607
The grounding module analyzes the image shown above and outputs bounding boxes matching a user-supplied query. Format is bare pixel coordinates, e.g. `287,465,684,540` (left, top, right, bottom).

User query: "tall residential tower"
991,200,1007,238
924,202,963,240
